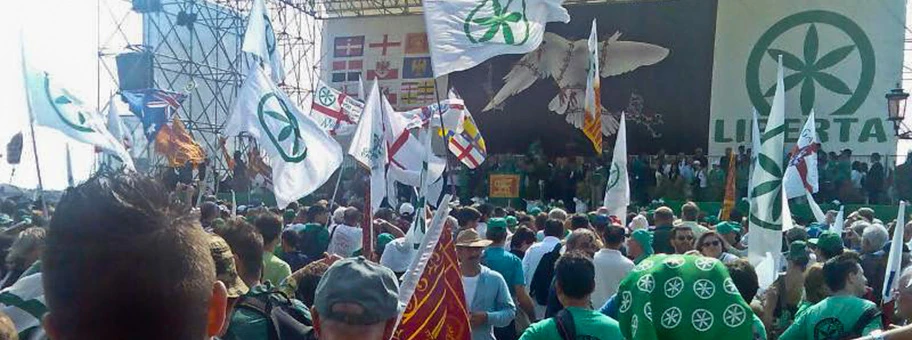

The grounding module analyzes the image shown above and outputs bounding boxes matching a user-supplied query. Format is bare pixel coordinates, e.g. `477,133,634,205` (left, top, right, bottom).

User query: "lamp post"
886,86,912,139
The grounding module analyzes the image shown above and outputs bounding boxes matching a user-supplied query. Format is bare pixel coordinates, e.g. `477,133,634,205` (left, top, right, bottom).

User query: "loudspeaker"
116,52,153,92
132,0,161,13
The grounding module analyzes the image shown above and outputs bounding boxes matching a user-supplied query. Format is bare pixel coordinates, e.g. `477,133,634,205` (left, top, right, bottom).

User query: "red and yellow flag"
393,220,470,340
154,117,206,167
583,19,602,155
720,153,738,220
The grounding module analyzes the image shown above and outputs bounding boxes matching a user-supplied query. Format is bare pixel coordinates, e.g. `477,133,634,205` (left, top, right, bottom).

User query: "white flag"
226,67,342,208
422,0,569,77
603,113,629,226
783,110,820,199
748,57,786,281
883,201,907,302
831,206,845,234
311,81,364,136
243,0,285,83
348,80,388,214
806,191,827,223
25,66,134,171
106,96,132,153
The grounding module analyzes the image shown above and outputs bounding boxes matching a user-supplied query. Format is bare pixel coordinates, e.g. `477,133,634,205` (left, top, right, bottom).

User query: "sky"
0,0,909,191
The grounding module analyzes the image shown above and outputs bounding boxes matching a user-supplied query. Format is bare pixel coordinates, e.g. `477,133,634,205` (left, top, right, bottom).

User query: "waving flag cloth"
831,206,845,234
616,254,755,340
226,67,342,208
120,88,187,142
583,18,602,155
243,0,284,83
0,273,47,340
311,81,364,136
6,133,23,165
720,153,737,220
349,80,389,214
393,195,470,340
447,109,487,169
603,113,629,226
883,201,907,303
748,57,787,287
155,117,206,167
24,66,134,170
105,96,132,153
784,110,820,199
422,0,570,77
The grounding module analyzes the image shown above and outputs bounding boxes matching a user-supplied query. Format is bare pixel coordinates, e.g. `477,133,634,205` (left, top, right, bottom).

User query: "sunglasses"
676,236,694,241
702,240,721,247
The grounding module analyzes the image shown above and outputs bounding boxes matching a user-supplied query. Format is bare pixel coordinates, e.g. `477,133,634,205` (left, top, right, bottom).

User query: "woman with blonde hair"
1,227,46,289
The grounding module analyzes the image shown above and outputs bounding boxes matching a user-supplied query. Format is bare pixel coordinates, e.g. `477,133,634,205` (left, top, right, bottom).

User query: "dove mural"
484,32,670,137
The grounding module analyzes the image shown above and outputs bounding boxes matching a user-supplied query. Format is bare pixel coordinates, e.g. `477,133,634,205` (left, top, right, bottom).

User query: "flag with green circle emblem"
24,65,134,171
422,0,570,77
602,113,629,226
617,254,756,340
226,67,342,208
747,57,786,281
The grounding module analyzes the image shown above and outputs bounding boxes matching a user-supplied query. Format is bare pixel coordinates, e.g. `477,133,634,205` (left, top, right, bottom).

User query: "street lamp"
886,86,912,139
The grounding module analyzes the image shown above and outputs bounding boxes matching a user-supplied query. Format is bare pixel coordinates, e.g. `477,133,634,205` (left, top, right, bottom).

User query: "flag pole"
327,159,346,212
18,32,48,217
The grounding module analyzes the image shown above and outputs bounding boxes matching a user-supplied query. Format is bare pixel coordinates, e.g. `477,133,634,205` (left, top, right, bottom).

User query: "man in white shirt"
591,224,634,308
326,207,363,257
521,218,565,319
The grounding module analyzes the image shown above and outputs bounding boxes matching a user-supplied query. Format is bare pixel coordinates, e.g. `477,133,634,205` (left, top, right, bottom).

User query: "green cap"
505,216,518,227
814,231,843,253
631,229,654,256
487,217,508,232
377,233,395,251
703,215,719,225
314,257,400,325
786,240,810,262
715,221,741,235
528,207,542,215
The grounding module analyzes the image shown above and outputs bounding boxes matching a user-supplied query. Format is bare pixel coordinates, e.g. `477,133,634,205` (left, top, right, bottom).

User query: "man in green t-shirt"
780,252,882,339
254,214,293,285
520,251,623,340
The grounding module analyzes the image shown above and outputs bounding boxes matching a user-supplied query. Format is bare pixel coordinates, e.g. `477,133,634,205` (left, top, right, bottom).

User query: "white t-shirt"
476,222,487,238
327,224,362,257
462,275,480,307
591,248,634,308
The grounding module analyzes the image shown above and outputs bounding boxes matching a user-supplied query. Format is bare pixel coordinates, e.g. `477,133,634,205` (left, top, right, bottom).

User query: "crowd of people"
0,171,909,339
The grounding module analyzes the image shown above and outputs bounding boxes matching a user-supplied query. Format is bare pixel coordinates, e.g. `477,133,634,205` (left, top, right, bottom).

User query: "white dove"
483,31,669,136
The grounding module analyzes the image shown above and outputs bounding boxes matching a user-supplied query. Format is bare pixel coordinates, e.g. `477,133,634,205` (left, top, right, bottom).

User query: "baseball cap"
208,234,249,298
715,221,741,235
786,240,810,262
487,218,508,233
314,257,400,325
505,216,518,228
812,231,843,253
377,233,395,251
399,203,415,216
455,229,493,248
528,207,542,216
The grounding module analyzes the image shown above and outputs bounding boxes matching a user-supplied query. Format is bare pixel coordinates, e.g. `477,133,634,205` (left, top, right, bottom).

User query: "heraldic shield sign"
257,92,307,162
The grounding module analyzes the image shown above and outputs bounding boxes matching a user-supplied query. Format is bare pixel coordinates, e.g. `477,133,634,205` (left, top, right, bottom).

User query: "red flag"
720,153,738,220
393,220,471,340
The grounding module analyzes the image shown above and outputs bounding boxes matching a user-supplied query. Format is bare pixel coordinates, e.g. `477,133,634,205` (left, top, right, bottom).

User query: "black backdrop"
450,0,718,157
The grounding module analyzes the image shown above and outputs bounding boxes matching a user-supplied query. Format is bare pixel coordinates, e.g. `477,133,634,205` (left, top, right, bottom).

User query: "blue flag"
121,89,187,141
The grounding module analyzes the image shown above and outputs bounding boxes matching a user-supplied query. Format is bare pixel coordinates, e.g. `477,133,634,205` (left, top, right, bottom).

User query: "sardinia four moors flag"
226,67,342,208
603,113,629,226
748,57,787,272
422,0,570,77
583,18,602,155
24,65,134,171
243,0,284,83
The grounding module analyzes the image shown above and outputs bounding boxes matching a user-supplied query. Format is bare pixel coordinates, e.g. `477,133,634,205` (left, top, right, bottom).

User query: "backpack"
235,290,316,340
529,243,562,305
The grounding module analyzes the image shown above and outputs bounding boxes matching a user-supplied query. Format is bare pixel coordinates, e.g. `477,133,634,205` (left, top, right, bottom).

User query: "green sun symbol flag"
763,24,856,115
465,0,529,45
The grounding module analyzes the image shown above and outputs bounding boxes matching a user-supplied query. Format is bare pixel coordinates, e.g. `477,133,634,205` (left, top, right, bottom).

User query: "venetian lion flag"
783,110,820,199
603,113,629,226
583,19,602,155
226,67,342,208
155,117,206,167
883,201,907,303
720,153,737,220
243,0,284,83
393,195,470,340
748,57,787,284
422,0,570,77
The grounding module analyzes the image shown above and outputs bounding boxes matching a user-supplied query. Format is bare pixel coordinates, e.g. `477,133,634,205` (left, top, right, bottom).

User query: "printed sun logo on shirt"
464,0,530,45
813,317,844,340
258,92,307,162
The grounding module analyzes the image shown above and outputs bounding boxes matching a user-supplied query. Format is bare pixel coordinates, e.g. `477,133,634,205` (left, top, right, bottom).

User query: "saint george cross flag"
422,0,570,77
883,201,907,303
583,18,602,155
603,113,629,226
393,195,471,340
783,110,820,199
226,67,342,208
748,57,786,283
243,0,285,83
311,81,364,136
24,66,134,171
